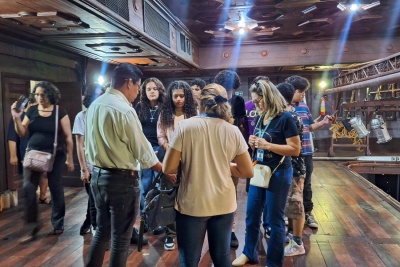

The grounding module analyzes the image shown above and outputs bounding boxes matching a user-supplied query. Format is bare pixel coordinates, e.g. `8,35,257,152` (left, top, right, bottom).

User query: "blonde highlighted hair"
200,83,233,123
249,80,286,118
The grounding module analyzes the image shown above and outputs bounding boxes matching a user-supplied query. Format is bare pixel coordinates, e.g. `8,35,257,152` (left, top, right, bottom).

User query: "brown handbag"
23,105,59,173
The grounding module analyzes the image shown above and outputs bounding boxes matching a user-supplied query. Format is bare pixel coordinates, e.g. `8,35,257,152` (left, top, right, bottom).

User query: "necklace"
149,107,158,122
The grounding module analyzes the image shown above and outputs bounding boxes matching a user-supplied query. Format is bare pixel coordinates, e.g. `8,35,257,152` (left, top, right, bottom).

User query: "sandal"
39,197,51,204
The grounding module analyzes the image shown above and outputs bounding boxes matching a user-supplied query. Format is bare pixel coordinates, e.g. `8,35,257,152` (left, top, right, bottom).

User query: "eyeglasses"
252,97,263,105
34,93,47,98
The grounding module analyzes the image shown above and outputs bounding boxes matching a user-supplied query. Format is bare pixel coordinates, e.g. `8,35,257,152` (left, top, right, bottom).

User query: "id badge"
256,149,264,161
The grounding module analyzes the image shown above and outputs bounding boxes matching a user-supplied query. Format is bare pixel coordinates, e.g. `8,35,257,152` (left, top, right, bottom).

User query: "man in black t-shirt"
214,70,248,248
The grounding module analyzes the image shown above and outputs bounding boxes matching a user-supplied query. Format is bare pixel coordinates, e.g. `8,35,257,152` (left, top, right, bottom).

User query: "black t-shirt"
229,95,246,126
289,110,306,178
135,103,160,147
26,105,67,152
253,111,298,169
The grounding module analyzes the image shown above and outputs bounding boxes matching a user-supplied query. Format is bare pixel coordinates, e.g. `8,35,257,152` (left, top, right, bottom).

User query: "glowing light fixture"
302,5,317,14
350,4,359,11
224,24,235,31
239,28,245,35
248,22,258,30
319,81,327,89
98,75,105,85
361,1,380,10
337,3,347,11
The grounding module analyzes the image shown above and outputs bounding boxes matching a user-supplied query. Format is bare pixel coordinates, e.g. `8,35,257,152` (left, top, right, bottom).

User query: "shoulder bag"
23,105,59,173
250,156,285,188
250,115,285,188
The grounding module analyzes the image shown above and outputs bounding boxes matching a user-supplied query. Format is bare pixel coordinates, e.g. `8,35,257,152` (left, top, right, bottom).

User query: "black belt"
93,166,138,179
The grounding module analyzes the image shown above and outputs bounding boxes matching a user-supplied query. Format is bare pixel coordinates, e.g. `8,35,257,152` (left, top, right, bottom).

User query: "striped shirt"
294,102,314,156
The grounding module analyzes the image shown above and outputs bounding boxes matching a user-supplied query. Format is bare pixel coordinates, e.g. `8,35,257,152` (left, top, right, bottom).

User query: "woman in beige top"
163,83,253,267
156,80,197,250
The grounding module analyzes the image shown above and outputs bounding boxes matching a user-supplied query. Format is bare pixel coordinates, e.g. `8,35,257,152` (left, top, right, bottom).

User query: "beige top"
85,88,158,171
170,116,248,216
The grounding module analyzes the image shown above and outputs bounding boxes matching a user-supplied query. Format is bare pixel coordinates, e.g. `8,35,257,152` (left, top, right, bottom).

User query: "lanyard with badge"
253,116,272,163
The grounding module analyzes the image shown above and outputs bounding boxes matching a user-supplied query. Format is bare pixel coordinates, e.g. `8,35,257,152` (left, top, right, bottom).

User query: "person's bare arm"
61,115,74,172
310,115,332,131
162,147,181,183
256,135,301,157
75,135,89,182
8,140,18,166
230,151,253,178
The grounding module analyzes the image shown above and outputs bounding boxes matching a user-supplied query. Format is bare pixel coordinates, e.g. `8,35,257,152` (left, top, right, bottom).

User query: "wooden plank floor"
1,161,400,267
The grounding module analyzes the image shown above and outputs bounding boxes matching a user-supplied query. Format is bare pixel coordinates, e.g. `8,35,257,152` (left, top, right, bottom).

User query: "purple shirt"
245,100,257,136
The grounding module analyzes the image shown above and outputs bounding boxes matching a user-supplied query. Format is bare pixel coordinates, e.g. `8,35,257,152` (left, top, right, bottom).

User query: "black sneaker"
152,226,166,235
230,232,239,247
130,227,148,245
80,223,91,235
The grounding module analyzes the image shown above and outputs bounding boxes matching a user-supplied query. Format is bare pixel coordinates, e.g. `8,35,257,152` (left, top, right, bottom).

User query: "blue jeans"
243,167,292,267
83,179,97,228
176,211,234,267
86,169,140,267
23,150,66,230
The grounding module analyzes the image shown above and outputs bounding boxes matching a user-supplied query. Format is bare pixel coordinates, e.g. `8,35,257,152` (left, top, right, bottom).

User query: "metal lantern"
349,115,370,139
370,115,392,144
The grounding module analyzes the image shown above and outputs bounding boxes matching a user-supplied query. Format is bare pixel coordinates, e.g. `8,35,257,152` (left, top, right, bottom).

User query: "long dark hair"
159,80,197,129
138,77,166,121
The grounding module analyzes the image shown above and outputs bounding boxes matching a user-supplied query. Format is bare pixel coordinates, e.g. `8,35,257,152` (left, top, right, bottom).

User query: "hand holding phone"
330,110,339,117
14,95,28,113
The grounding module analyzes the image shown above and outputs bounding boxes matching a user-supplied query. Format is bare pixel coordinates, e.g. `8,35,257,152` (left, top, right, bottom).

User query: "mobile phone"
15,95,28,113
330,110,339,117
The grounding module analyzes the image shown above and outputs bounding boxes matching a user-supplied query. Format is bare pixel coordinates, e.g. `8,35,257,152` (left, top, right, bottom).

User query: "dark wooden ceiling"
160,0,400,45
0,0,398,77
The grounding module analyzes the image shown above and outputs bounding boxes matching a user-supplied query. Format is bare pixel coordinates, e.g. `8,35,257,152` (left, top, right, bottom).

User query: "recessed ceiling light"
302,5,317,14
362,1,380,10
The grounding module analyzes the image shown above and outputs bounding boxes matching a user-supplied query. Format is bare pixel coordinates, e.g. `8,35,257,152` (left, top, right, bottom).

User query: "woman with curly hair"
11,81,74,242
157,80,197,250
133,77,167,240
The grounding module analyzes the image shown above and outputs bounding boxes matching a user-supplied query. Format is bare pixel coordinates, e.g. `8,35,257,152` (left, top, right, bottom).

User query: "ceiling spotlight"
238,20,245,28
337,3,347,11
361,1,380,10
350,4,359,11
248,22,258,30
302,5,317,14
239,28,245,35
224,24,235,31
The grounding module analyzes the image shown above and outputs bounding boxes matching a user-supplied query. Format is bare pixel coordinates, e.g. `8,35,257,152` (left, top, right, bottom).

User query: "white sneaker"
164,237,175,250
284,239,305,256
305,214,319,228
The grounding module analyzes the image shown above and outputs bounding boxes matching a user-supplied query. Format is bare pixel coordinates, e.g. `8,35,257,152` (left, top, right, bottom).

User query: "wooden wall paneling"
0,76,30,191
